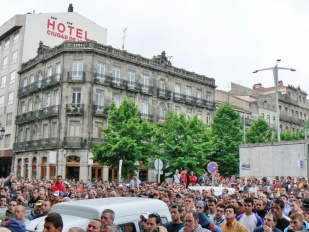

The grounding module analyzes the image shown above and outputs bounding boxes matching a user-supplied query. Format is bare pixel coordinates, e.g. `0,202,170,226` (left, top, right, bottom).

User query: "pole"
157,159,160,184
243,113,246,144
273,66,280,142
118,160,122,183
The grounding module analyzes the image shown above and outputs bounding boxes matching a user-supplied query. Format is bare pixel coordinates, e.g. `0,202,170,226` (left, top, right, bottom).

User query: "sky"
1,0,308,93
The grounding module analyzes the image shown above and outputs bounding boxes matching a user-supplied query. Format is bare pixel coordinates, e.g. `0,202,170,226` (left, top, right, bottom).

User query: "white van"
26,197,171,232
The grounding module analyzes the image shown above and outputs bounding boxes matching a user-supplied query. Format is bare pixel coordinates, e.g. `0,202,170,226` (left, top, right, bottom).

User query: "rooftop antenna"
122,27,128,50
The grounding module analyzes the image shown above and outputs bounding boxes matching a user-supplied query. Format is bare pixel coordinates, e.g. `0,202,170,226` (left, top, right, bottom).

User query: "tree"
211,103,243,175
92,98,156,179
155,111,214,177
246,116,273,143
280,130,304,141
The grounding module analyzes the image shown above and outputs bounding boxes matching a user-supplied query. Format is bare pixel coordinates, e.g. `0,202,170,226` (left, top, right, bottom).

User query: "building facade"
0,9,107,177
14,40,216,181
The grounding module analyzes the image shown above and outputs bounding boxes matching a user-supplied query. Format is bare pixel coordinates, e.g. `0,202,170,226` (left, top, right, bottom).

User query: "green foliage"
154,111,214,177
211,103,243,175
92,98,157,179
246,116,273,143
280,130,304,141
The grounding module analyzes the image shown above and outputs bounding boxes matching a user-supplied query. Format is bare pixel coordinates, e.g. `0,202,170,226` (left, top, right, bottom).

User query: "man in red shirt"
51,175,67,196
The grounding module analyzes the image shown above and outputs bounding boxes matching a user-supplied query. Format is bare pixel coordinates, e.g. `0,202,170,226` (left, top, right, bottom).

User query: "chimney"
278,80,283,86
253,83,262,90
68,4,74,12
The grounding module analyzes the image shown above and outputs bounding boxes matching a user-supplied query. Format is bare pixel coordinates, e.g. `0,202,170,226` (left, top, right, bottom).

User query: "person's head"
56,175,63,185
170,205,182,222
202,189,212,197
162,197,170,207
140,212,150,230
224,205,237,220
42,200,52,215
256,199,266,211
263,212,277,230
39,189,47,200
271,199,285,219
229,197,238,208
31,188,39,199
184,211,199,230
289,200,300,213
88,190,96,199
289,213,304,231
207,197,217,213
68,227,85,232
14,205,26,221
243,197,254,215
101,209,115,225
101,224,119,232
185,196,195,207
147,213,161,232
195,201,207,213
0,195,6,207
43,212,63,232
86,219,102,232
8,199,17,213
215,204,225,219
280,194,288,204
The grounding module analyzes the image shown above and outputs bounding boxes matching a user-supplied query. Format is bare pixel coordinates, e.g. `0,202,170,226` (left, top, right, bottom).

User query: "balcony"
65,103,84,115
93,105,109,117
173,93,186,103
94,74,111,86
111,77,126,89
139,113,154,122
15,105,59,125
64,137,83,148
126,81,140,92
91,137,106,144
140,85,154,95
280,114,308,126
157,88,171,99
68,71,85,82
13,138,58,152
41,74,61,89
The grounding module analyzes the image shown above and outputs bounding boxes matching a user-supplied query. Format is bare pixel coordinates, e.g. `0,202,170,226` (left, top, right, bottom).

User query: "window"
97,63,105,79
56,63,61,80
72,88,81,105
95,122,103,137
2,56,8,69
141,75,149,90
47,67,52,78
28,99,33,111
21,101,26,113
291,110,294,117
8,92,13,105
0,96,4,108
23,78,28,87
95,90,104,106
207,113,211,125
38,72,43,81
186,109,192,119
261,113,264,118
174,83,180,100
141,100,148,114
197,110,202,120
25,128,30,141
45,92,51,107
10,71,15,84
43,124,48,138
112,93,120,107
285,107,288,115
196,89,202,99
127,71,135,87
186,86,192,101
300,112,303,120
175,106,181,115
159,103,165,118
296,111,299,119
30,74,34,84
11,51,18,64
206,92,212,101
4,38,9,50
13,31,19,44
112,67,121,83
69,121,81,136
18,129,23,142
51,122,57,137
72,61,83,80
54,90,59,105
1,76,6,88
6,113,12,127
4,135,10,148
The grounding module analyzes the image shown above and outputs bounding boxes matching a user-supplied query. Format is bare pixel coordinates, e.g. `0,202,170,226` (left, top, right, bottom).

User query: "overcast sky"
1,0,308,93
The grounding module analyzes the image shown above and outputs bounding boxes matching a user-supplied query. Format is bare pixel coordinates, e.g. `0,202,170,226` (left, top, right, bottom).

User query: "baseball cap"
0,218,26,232
140,212,151,220
53,191,60,197
303,198,309,212
238,199,245,206
176,193,184,199
36,200,44,206
75,188,83,193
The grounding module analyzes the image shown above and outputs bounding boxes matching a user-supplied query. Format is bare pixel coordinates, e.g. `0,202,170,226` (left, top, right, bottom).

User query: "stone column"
28,158,32,180
46,163,50,179
20,159,24,179
103,166,109,181
37,164,41,180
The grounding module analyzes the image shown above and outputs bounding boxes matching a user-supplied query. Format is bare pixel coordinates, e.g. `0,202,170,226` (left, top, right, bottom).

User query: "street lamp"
253,59,296,142
0,124,5,139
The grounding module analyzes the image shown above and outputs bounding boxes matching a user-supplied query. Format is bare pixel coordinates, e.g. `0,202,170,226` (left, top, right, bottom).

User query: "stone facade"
14,40,216,181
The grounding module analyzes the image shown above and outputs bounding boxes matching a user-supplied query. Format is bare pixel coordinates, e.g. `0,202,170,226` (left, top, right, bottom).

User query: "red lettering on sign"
76,28,83,39
67,25,75,36
47,19,56,30
85,31,90,41
57,23,66,33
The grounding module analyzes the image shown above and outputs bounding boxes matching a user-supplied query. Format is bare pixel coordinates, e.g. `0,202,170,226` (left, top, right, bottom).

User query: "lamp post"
253,59,296,142
0,123,5,139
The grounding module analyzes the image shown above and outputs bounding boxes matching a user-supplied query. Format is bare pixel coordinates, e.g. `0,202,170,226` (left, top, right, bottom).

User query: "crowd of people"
0,170,309,231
